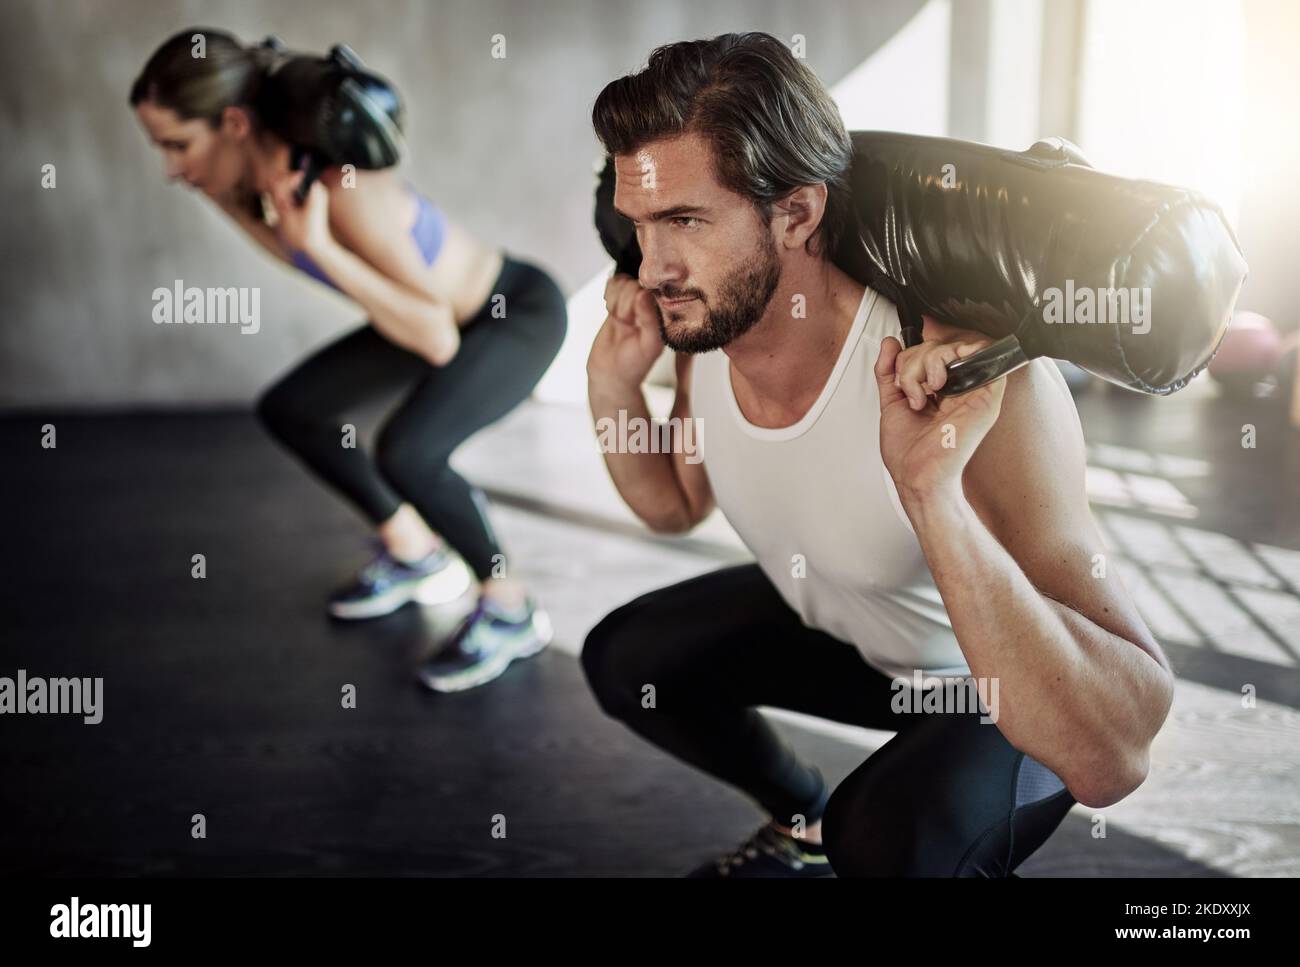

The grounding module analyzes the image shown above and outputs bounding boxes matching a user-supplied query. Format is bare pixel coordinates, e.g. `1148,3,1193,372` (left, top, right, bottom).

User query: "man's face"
612,133,782,353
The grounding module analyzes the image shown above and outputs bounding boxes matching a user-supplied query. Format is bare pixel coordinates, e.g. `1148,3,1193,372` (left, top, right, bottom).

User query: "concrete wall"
0,0,933,410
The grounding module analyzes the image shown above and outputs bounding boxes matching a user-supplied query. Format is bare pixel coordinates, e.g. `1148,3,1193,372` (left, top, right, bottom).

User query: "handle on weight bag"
891,288,1031,399
840,273,1035,399
932,298,1039,398
937,334,1031,396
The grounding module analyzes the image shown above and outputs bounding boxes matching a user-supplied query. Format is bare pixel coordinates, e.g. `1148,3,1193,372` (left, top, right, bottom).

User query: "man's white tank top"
689,285,971,681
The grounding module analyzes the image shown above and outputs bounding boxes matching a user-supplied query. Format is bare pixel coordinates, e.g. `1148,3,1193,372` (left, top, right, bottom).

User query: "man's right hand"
587,273,666,392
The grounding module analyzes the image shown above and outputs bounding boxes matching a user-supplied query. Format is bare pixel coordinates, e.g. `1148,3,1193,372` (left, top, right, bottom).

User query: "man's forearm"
589,378,694,532
307,238,459,363
901,485,1173,806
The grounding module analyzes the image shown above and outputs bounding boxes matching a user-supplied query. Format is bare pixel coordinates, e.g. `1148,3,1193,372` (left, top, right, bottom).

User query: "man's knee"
822,768,943,877
580,602,655,720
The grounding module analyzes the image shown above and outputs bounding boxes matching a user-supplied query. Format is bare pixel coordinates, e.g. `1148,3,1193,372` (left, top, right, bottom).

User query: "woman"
130,29,567,693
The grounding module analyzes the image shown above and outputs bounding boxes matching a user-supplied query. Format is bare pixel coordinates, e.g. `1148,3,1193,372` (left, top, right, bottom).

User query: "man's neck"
725,260,865,427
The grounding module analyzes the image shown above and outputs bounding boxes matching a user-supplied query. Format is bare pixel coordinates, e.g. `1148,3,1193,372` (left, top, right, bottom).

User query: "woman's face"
134,100,259,198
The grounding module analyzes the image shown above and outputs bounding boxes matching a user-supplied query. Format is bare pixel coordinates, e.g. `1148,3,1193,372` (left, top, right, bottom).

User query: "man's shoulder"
963,357,1088,518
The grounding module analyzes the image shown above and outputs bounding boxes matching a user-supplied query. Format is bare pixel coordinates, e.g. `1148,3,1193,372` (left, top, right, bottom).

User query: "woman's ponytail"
245,36,287,80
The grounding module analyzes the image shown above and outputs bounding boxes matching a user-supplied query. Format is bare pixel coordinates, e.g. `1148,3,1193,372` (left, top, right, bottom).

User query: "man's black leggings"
255,255,567,580
581,563,1078,876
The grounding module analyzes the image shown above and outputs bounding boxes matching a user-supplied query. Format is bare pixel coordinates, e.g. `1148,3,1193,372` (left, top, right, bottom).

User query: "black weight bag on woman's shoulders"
254,37,405,204
594,132,1248,396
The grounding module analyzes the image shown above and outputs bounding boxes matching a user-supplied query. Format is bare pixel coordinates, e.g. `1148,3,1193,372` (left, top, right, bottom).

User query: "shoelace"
715,826,790,873
357,540,440,587
358,548,398,586
447,598,492,655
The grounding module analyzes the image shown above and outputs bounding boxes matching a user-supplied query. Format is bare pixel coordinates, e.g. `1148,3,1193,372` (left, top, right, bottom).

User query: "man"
581,32,1174,877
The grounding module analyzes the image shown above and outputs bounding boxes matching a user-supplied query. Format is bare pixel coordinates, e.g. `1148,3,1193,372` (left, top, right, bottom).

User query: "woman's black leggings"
581,563,1079,876
255,255,567,580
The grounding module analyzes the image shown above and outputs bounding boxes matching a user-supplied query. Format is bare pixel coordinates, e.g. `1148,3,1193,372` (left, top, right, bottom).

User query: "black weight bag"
255,37,405,204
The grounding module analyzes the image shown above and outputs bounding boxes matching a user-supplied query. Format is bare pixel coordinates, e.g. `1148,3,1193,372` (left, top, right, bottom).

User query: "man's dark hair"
592,31,854,259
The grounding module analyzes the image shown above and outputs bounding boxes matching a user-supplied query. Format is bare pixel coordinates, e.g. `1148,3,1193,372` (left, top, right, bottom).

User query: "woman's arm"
304,232,459,365
268,170,461,366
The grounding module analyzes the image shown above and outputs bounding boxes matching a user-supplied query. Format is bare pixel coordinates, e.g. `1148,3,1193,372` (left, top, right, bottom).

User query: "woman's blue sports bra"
288,181,446,292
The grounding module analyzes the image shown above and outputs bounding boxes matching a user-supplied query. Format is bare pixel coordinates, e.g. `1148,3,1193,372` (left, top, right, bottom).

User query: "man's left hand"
874,332,1007,500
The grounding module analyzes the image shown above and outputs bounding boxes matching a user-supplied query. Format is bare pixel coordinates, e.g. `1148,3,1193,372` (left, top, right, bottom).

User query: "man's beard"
656,228,782,354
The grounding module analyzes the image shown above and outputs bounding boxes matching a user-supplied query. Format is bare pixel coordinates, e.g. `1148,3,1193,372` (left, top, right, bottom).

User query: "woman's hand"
875,331,1006,501
266,170,332,255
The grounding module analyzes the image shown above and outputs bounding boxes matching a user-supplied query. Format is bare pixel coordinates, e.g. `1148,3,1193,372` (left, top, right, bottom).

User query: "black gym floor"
1,380,1296,876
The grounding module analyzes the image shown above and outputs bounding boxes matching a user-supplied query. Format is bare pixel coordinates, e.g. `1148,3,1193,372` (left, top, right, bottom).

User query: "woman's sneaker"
327,540,472,620
686,822,834,878
416,596,553,693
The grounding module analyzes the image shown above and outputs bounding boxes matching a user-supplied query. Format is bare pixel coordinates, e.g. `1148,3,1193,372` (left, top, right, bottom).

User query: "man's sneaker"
327,540,472,620
416,596,552,693
686,822,834,878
